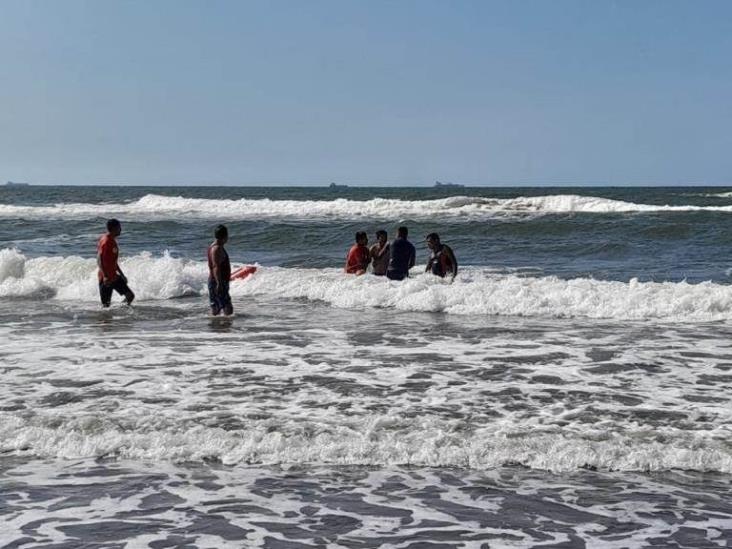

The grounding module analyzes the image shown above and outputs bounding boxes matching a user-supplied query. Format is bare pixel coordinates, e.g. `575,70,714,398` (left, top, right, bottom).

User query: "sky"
0,0,731,186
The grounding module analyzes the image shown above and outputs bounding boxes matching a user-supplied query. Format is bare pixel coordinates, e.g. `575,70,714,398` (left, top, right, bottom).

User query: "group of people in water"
344,226,458,281
97,220,458,317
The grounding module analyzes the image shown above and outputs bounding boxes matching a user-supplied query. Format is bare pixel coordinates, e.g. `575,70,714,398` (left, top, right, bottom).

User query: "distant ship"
329,182,349,189
434,181,464,188
5,181,30,187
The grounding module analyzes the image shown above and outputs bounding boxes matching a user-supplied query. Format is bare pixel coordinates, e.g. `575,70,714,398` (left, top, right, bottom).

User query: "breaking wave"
2,248,732,320
0,247,204,301
3,193,732,221
1,412,730,473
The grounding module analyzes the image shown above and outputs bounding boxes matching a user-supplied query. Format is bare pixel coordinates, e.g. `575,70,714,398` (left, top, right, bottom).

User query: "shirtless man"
369,230,390,276
208,224,233,316
97,219,135,307
425,232,458,281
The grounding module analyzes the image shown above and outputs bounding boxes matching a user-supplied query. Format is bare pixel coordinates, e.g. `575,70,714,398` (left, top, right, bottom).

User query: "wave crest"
2,193,732,220
0,248,206,300
1,411,730,472
2,248,732,320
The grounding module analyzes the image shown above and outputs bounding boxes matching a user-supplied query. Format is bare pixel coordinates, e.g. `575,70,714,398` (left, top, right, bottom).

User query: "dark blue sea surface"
2,185,732,282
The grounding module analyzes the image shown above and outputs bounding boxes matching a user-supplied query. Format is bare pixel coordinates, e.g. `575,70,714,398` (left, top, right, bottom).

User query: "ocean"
1,185,731,548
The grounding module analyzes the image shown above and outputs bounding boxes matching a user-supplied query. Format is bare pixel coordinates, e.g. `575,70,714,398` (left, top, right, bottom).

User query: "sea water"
1,186,731,547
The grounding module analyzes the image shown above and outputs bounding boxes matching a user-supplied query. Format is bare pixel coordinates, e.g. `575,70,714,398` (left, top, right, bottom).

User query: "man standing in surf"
386,226,416,280
208,224,233,316
370,230,390,276
425,232,458,281
345,231,371,275
97,219,135,307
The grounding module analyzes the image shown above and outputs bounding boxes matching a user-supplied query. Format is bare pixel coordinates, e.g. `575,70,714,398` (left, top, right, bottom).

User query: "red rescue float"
230,265,258,281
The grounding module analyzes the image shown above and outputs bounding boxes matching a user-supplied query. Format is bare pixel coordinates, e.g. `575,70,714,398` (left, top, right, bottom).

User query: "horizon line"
5,181,732,188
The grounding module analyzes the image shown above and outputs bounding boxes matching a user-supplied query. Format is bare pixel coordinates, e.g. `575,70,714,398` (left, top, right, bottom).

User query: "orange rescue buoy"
230,265,258,281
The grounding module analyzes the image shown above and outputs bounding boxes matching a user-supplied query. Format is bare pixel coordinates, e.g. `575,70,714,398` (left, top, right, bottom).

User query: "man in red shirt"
97,219,135,307
344,231,370,275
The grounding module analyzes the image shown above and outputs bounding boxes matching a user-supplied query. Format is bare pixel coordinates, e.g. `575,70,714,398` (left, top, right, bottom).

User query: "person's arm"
445,245,458,281
345,248,354,273
116,257,126,280
409,246,416,270
372,244,388,259
212,245,225,293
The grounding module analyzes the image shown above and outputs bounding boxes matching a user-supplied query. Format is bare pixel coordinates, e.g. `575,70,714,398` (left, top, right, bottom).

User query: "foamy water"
3,296,732,545
4,459,729,548
4,192,732,221
3,248,732,321
2,294,732,472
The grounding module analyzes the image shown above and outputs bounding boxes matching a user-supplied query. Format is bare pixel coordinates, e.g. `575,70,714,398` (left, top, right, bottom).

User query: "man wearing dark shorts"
386,226,416,281
208,224,233,316
97,219,135,307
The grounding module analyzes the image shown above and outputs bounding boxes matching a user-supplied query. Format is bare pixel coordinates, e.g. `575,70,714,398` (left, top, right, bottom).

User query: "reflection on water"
208,315,236,333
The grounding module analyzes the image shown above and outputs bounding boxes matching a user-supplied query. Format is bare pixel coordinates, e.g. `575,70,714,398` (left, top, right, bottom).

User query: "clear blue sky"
1,0,730,186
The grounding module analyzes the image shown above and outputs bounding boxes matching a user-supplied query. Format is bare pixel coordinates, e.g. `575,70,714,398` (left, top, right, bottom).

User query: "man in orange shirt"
97,219,135,307
344,231,370,275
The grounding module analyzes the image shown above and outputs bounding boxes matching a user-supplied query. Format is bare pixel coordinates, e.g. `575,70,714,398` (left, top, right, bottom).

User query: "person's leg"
221,282,233,316
124,290,135,305
113,278,135,306
208,279,221,316
99,282,112,307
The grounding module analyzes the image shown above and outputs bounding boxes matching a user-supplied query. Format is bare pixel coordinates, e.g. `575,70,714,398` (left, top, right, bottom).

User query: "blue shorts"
386,271,408,281
208,279,232,313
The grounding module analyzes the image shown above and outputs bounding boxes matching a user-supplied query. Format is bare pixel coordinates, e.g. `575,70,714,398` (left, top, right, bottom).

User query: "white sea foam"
2,248,732,320
1,413,730,473
2,193,732,221
234,267,732,320
0,247,25,281
3,264,732,475
1,314,731,473
0,248,207,300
